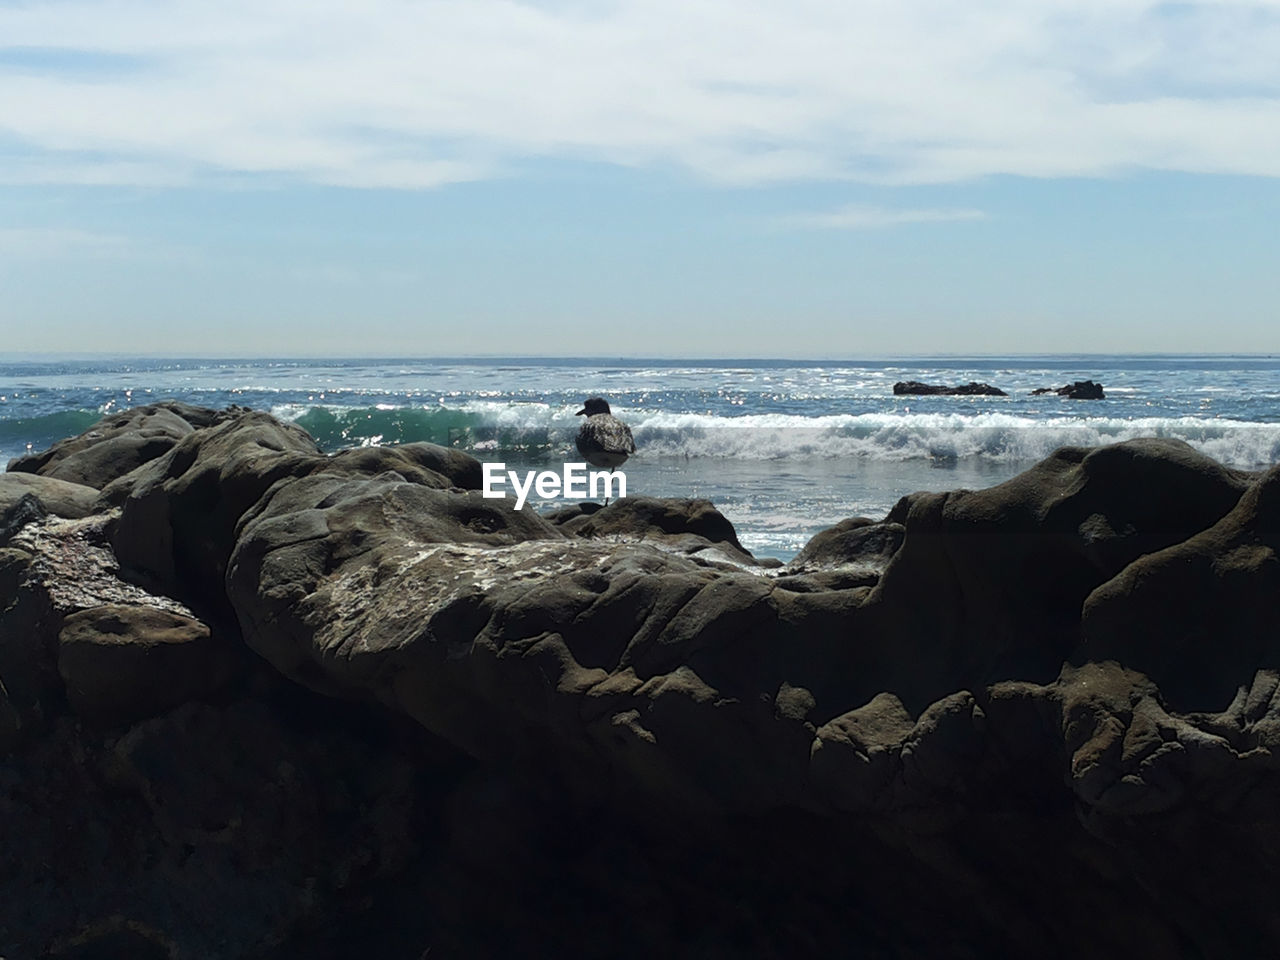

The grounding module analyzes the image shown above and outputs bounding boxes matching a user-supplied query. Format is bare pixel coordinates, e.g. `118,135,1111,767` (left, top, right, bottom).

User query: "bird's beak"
575,407,586,416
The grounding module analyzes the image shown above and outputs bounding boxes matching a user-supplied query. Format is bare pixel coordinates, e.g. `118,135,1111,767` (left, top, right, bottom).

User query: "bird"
575,397,636,470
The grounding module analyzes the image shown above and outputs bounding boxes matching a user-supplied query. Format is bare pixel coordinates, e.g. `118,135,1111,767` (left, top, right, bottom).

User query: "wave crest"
272,404,1280,469
0,410,103,461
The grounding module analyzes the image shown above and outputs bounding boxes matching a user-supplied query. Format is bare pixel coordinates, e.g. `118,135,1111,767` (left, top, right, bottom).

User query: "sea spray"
265,403,1280,470
6,355,1280,560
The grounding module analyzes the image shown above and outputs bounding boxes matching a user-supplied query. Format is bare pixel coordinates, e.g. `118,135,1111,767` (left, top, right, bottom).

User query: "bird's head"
575,397,612,416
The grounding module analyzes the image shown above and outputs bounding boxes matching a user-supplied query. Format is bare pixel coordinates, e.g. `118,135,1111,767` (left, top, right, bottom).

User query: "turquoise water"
4,355,1279,559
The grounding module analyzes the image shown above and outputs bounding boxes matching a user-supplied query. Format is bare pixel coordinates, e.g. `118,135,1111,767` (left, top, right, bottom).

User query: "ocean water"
3,355,1279,561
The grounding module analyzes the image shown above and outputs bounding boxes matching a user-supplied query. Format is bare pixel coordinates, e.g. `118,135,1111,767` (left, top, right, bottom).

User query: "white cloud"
0,227,134,257
786,205,988,229
0,0,1279,188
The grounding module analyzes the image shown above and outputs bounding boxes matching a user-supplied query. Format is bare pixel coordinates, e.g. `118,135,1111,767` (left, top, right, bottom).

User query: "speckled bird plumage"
574,397,636,470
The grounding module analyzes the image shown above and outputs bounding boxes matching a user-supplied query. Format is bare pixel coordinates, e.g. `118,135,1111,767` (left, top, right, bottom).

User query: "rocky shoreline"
2,402,1278,958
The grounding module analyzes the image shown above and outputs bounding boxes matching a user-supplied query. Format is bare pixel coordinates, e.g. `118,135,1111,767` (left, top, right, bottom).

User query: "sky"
1,0,1278,357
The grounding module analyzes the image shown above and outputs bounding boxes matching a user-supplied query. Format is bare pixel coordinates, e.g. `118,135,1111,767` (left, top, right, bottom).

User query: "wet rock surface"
892,380,1008,396
1031,379,1106,399
2,403,1279,958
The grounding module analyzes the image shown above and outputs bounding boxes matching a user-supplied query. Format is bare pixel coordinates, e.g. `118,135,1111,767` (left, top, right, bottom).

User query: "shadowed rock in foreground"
3,403,1279,959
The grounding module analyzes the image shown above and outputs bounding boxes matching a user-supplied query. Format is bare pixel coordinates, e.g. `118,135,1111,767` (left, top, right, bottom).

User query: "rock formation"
3,403,1279,958
1031,379,1106,399
892,380,1008,396
7,401,223,490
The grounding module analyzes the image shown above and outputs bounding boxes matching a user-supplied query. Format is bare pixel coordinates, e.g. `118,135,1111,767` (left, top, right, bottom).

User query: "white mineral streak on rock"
10,511,196,618
315,539,619,660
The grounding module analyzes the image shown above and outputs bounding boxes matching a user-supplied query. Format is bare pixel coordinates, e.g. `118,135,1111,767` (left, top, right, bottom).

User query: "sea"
3,355,1279,561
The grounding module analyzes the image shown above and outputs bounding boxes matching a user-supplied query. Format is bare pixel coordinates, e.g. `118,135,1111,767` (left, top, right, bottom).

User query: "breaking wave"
0,410,103,463
272,403,1280,470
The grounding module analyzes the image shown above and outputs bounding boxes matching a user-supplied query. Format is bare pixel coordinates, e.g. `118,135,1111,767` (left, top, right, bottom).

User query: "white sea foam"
626,411,1280,468
270,400,1280,469
8,356,1280,563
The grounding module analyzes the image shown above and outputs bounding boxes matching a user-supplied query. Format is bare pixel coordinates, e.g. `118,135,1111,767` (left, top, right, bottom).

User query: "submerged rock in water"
892,380,1008,396
1031,379,1106,399
3,401,1280,959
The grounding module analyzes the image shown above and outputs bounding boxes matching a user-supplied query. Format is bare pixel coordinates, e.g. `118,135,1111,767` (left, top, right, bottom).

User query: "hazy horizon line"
6,351,1279,364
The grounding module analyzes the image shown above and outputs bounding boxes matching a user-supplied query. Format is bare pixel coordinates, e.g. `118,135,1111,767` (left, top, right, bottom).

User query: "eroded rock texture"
2,403,1279,959
6,401,222,490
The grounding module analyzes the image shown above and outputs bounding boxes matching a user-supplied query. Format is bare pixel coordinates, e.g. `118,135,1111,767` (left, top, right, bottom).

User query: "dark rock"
0,493,46,546
1031,380,1105,399
0,678,18,755
0,472,99,523
320,441,484,490
552,496,754,563
0,547,57,754
771,517,904,593
2,695,440,960
2,511,216,751
810,691,916,810
94,460,167,509
8,512,197,620
858,437,1252,710
8,404,1280,958
770,568,880,592
111,409,325,610
2,474,103,546
226,470,565,698
219,425,1268,829
1080,463,1280,711
7,401,221,488
811,687,988,830
57,604,238,726
226,471,853,816
788,516,905,572
110,411,491,617
893,381,1008,396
